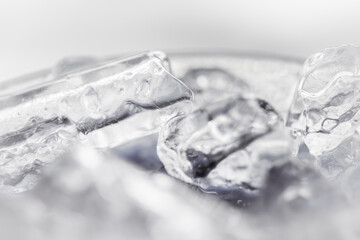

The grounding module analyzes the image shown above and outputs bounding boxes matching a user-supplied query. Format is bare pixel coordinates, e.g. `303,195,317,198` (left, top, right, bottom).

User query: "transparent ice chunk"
301,133,360,179
295,133,360,199
287,45,360,155
0,51,193,191
2,51,192,137
292,131,360,194
0,117,78,193
157,96,293,199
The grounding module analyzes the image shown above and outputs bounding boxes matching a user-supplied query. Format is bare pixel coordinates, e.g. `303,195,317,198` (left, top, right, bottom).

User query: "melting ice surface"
0,51,193,192
288,45,360,155
157,95,294,201
287,45,360,188
3,48,360,239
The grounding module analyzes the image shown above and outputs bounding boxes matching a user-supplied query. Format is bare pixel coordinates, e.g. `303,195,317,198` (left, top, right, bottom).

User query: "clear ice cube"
297,133,360,179
0,51,193,191
287,45,360,155
157,96,293,199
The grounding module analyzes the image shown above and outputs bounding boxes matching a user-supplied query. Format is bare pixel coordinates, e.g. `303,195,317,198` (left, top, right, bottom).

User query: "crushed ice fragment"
157,95,293,199
287,45,360,155
2,51,360,239
297,133,360,179
0,118,77,193
0,51,193,191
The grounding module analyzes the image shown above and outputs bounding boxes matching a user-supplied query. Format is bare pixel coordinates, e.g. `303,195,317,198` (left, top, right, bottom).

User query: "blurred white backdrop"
1,0,360,80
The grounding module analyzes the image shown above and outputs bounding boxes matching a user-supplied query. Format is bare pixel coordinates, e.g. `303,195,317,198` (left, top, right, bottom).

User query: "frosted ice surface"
287,45,360,155
0,51,193,191
0,146,256,240
157,96,294,199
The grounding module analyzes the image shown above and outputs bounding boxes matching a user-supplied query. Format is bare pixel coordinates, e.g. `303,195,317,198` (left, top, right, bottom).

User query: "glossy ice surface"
288,45,360,155
0,51,192,191
157,95,293,200
2,48,360,240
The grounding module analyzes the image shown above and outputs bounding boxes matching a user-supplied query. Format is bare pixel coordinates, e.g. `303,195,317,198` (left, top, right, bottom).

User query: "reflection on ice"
0,51,193,191
2,49,360,240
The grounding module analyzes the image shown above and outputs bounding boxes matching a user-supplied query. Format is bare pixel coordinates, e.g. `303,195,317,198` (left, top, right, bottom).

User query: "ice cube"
157,96,293,200
0,117,77,193
0,51,193,191
297,133,360,179
287,45,360,155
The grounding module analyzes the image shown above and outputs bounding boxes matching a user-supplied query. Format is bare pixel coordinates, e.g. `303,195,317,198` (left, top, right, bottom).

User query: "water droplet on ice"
81,87,101,118
136,80,151,98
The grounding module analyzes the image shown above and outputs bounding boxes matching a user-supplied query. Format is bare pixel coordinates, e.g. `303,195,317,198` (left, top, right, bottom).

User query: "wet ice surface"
287,45,360,198
2,48,360,239
157,95,294,202
0,51,192,192
288,45,360,155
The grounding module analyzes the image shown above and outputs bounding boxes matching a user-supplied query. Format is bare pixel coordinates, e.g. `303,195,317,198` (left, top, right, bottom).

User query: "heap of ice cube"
1,46,360,239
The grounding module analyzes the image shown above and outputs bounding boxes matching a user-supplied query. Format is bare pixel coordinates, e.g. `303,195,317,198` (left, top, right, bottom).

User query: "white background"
1,0,360,80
